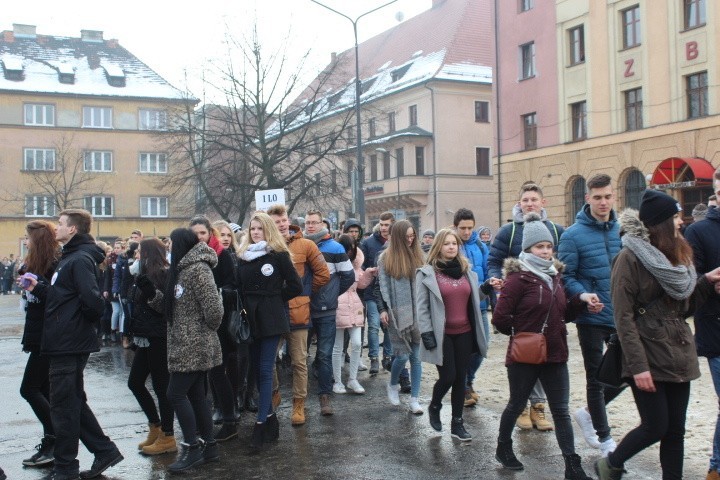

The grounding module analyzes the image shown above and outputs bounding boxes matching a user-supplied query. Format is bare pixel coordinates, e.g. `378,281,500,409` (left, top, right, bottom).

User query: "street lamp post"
310,0,398,227
376,147,400,214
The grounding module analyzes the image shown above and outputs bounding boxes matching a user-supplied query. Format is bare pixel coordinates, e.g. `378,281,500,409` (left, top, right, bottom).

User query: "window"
568,176,587,224
368,117,376,138
370,154,378,182
347,159,354,186
84,151,112,172
141,197,168,217
314,173,321,197
25,195,55,217
395,148,404,177
520,0,533,12
415,147,425,175
622,6,641,49
388,112,396,133
622,168,646,209
139,153,168,173
409,105,418,126
24,104,55,126
684,0,706,29
687,71,708,119
520,42,536,79
139,109,167,130
347,125,355,143
522,113,537,150
382,151,390,179
82,106,112,128
625,88,643,131
571,101,587,141
24,148,55,170
475,101,489,123
331,169,338,193
569,25,585,65
475,148,490,176
84,196,113,217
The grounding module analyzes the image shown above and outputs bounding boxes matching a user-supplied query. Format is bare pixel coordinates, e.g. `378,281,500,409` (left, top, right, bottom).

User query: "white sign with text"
254,189,286,211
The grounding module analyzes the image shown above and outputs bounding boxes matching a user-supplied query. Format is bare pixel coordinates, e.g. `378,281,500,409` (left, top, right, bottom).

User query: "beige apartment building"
496,0,719,226
0,24,195,256
295,0,496,232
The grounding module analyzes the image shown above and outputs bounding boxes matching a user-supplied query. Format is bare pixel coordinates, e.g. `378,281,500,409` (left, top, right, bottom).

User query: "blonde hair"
239,212,291,257
426,228,470,273
381,220,424,280
212,220,240,254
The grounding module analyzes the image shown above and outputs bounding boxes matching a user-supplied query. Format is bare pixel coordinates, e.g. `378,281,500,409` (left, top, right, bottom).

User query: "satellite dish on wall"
395,11,404,22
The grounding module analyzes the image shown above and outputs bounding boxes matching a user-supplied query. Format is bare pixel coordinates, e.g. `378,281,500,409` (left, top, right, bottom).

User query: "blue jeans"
313,316,336,396
708,357,720,472
466,310,489,387
390,342,422,398
250,335,280,422
366,300,392,359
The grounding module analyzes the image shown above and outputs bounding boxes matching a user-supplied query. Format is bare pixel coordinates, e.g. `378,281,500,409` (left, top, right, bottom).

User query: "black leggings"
20,351,54,436
608,380,690,480
431,332,473,418
209,347,237,423
127,337,173,433
166,371,213,445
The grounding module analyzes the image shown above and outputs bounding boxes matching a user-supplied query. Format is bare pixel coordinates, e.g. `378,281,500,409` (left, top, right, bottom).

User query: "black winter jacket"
127,269,168,339
212,248,239,352
20,263,57,352
34,234,105,356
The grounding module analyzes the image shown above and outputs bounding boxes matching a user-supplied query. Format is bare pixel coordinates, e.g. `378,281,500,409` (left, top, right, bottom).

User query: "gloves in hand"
135,274,156,300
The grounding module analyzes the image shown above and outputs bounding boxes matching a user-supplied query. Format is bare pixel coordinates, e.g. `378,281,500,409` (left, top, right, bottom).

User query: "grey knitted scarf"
622,235,696,300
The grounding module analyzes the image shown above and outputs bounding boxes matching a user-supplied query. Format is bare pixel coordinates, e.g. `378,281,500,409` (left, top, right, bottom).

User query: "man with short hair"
304,210,354,415
489,182,565,431
343,219,363,242
360,212,394,374
267,205,330,425
421,230,435,253
558,173,623,456
25,209,123,480
709,195,717,208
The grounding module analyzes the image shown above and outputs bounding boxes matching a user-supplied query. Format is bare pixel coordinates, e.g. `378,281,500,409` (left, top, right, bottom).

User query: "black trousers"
431,332,474,418
49,354,116,475
127,337,173,433
209,347,237,423
167,371,213,445
609,380,690,480
20,351,54,436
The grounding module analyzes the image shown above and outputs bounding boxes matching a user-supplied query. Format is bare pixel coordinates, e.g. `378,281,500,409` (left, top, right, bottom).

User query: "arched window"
621,168,646,210
566,176,586,225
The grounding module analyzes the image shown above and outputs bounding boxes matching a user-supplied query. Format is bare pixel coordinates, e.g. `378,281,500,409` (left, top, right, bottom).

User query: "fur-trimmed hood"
618,208,650,242
502,256,565,277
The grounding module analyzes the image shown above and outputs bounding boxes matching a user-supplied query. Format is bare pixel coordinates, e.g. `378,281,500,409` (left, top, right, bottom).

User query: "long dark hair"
338,234,357,262
381,220,424,280
139,238,169,290
647,216,693,266
164,228,200,323
24,220,60,277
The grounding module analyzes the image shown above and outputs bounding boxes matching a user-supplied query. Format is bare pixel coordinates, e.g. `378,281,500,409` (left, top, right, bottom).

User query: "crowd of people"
7,170,720,480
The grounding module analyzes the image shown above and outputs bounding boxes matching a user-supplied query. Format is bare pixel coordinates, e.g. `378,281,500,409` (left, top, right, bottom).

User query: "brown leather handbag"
508,283,556,364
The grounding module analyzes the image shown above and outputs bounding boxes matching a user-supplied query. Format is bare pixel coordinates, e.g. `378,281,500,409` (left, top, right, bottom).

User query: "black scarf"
437,257,463,279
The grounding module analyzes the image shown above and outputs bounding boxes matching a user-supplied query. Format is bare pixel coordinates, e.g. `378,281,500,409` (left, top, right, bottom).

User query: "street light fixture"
310,0,399,228
375,147,401,214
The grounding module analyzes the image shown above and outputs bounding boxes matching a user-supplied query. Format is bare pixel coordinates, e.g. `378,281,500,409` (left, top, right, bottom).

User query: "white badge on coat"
174,284,184,298
261,263,274,276
50,271,58,285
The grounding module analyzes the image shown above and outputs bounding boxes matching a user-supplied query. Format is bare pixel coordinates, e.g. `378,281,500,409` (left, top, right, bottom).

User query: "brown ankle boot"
291,398,306,426
138,424,162,450
141,433,177,455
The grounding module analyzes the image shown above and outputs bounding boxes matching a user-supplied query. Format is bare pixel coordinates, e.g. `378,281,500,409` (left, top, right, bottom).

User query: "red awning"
650,157,715,187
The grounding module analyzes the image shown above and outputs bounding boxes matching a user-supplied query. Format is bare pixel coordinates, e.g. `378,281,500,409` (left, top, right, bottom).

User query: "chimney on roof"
3,31,14,43
331,52,337,64
106,38,119,48
81,30,104,43
13,24,36,39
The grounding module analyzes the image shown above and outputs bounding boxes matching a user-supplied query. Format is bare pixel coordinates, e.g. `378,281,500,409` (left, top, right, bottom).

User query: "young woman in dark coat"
17,220,60,468
236,212,302,451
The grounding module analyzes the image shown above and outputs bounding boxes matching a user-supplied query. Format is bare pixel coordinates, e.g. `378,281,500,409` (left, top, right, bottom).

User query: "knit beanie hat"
422,229,435,238
228,222,242,233
639,190,682,227
522,212,554,251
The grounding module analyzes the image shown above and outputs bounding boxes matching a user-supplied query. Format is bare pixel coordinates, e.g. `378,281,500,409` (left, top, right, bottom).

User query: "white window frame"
139,153,168,174
141,197,168,218
82,106,112,128
139,108,167,130
520,42,536,79
84,151,113,172
24,104,55,126
25,195,56,217
24,148,56,171
84,196,114,217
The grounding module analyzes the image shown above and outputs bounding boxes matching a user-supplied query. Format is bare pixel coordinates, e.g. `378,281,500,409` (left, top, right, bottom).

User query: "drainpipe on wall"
424,82,438,231
494,0,503,228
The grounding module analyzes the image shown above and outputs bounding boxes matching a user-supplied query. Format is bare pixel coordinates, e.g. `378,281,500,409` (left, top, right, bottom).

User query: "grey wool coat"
416,264,489,366
165,242,224,373
376,254,421,356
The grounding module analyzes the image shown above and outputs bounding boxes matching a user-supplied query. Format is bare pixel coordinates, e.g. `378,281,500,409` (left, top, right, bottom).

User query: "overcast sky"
2,0,432,98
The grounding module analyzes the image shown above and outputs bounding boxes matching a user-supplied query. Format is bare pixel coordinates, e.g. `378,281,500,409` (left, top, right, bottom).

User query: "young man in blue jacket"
558,173,623,457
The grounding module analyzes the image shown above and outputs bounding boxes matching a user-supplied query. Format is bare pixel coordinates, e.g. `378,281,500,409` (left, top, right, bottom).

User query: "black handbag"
227,290,252,345
596,333,625,387
420,331,437,350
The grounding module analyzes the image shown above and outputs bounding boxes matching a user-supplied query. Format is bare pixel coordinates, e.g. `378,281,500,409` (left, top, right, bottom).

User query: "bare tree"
159,25,355,225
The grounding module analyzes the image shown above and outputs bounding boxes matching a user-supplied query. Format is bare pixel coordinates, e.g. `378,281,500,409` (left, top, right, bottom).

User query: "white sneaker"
600,438,617,457
358,362,368,372
409,397,423,415
573,407,601,448
333,382,347,394
386,383,400,406
346,379,365,394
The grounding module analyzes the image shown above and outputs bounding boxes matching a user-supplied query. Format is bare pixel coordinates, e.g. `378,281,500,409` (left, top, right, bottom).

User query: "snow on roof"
435,63,492,83
2,55,23,71
0,32,188,101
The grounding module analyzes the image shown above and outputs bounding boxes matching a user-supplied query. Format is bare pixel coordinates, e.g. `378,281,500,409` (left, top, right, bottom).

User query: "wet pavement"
0,294,713,479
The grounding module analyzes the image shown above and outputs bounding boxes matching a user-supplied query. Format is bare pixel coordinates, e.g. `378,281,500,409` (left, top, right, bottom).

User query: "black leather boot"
428,403,442,432
496,439,524,471
249,423,265,452
563,454,592,480
450,416,472,442
168,442,203,473
264,413,279,442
